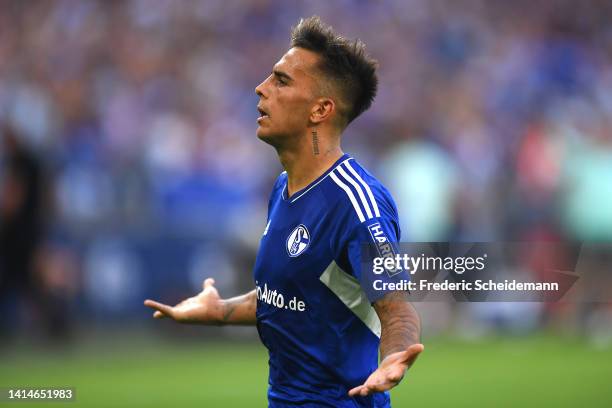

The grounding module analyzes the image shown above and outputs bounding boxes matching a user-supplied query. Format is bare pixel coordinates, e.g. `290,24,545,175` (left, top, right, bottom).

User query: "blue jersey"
253,153,404,408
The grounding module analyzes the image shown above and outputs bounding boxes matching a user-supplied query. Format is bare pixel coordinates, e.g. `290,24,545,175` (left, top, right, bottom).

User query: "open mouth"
257,106,269,120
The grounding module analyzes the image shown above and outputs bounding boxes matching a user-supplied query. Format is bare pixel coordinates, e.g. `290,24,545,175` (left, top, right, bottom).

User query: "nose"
255,81,264,98
255,75,270,98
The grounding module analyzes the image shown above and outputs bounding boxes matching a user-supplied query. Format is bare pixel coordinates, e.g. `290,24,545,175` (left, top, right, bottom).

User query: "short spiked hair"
290,16,378,127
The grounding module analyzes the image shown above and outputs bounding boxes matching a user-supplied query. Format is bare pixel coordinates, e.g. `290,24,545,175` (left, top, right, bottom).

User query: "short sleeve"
345,215,409,303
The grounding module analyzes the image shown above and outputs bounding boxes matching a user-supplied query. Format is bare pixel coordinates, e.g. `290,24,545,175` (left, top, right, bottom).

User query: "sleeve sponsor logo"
367,222,401,277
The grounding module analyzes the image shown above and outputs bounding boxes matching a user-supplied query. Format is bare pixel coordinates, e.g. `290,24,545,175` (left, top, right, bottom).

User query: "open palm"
144,278,224,324
348,343,424,397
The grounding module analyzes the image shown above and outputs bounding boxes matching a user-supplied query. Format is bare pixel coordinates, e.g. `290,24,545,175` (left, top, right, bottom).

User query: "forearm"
219,289,257,325
374,291,421,360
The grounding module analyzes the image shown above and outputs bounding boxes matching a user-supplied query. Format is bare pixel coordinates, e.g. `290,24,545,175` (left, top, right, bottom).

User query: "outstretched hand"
348,343,424,398
144,278,224,325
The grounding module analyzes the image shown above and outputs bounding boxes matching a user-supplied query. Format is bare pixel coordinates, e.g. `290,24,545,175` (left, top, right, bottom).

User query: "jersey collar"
282,153,352,203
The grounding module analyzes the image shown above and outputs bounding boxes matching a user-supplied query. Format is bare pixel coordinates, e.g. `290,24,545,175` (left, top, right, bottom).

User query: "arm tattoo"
220,290,257,325
374,291,421,360
222,303,237,323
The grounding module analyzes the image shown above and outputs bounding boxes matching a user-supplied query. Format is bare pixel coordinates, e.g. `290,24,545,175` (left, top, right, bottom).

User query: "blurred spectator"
0,125,45,339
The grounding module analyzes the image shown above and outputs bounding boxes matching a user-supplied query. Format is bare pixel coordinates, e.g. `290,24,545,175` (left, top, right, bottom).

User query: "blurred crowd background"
1,0,612,346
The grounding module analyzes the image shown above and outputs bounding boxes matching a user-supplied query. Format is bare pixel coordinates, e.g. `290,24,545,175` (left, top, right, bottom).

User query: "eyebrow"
272,69,293,82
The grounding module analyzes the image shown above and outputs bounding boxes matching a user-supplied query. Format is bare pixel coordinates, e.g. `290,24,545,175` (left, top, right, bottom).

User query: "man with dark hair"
289,16,378,128
145,16,423,407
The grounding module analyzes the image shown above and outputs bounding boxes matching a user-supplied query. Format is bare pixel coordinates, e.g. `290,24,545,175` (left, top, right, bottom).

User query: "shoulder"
323,157,399,228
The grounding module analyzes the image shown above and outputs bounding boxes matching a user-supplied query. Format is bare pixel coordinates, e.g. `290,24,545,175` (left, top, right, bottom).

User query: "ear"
310,98,335,125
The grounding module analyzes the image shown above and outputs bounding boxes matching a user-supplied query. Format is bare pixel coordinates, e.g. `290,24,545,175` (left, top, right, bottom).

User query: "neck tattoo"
312,129,320,155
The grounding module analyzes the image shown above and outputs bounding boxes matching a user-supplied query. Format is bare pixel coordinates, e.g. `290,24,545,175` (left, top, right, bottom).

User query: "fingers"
202,278,215,290
349,375,398,397
392,343,425,365
409,343,425,354
348,385,367,397
144,299,174,319
348,383,379,397
404,343,425,366
348,344,426,398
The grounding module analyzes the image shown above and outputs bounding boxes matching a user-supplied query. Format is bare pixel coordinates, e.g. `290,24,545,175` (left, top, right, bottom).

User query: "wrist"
215,300,229,325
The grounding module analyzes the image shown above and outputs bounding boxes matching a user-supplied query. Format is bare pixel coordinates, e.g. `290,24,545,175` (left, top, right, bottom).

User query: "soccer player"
144,16,423,407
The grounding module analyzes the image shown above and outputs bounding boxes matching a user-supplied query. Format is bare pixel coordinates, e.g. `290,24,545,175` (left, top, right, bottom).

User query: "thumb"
202,278,216,290
408,343,425,354
402,343,425,366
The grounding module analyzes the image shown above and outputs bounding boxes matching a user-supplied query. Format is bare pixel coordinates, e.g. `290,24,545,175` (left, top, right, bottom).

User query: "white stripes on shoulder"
335,166,373,219
329,172,366,222
330,161,381,223
344,162,380,217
